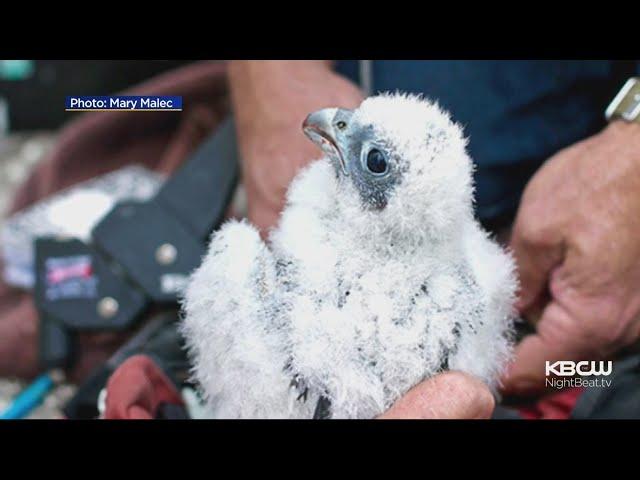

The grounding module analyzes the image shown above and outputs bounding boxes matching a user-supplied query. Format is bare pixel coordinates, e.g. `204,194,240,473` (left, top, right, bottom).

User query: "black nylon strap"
154,118,239,241
37,116,239,370
91,117,240,303
34,237,147,331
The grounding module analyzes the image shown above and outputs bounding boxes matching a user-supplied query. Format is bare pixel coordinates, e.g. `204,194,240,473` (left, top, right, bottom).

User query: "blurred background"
0,60,193,417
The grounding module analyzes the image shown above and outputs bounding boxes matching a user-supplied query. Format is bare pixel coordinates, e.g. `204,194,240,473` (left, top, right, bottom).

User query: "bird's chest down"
283,259,469,418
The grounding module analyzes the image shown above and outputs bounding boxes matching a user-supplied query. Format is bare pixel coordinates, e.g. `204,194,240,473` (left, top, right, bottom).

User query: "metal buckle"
605,77,640,122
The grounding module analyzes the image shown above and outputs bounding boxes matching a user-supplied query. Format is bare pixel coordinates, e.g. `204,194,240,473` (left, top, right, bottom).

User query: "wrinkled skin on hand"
379,371,495,419
503,121,640,395
229,60,364,236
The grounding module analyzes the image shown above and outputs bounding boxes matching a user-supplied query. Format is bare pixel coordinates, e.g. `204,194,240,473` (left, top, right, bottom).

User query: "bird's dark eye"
365,149,388,175
336,120,347,130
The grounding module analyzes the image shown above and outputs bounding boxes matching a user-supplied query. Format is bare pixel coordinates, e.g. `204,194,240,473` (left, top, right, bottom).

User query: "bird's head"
303,92,475,241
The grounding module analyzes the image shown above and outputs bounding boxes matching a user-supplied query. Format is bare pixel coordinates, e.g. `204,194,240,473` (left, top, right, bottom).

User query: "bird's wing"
447,223,517,388
181,220,295,418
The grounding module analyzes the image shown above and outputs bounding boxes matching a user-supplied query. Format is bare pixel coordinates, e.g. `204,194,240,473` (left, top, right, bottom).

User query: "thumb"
501,302,593,395
509,223,564,314
378,371,495,419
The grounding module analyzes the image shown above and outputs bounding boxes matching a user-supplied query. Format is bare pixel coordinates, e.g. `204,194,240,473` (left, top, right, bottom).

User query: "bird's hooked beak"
303,108,351,176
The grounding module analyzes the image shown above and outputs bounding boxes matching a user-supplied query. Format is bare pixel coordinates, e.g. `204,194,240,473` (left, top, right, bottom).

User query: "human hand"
378,371,495,419
228,60,364,236
503,121,640,395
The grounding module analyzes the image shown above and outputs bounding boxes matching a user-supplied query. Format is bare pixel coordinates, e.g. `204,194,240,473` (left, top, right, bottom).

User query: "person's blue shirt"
335,60,638,226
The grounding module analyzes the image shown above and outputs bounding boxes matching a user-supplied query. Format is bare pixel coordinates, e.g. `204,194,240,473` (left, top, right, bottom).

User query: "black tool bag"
32,118,239,416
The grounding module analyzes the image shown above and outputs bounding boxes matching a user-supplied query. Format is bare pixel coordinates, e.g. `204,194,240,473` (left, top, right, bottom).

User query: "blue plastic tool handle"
0,373,55,419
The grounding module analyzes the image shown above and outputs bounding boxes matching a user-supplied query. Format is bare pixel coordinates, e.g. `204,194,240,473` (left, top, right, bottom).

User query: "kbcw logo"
545,360,612,377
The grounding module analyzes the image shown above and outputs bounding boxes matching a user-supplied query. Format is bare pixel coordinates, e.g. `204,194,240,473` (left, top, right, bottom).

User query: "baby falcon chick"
182,93,517,419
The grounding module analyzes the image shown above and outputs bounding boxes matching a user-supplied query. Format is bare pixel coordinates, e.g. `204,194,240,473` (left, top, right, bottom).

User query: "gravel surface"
0,132,78,419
